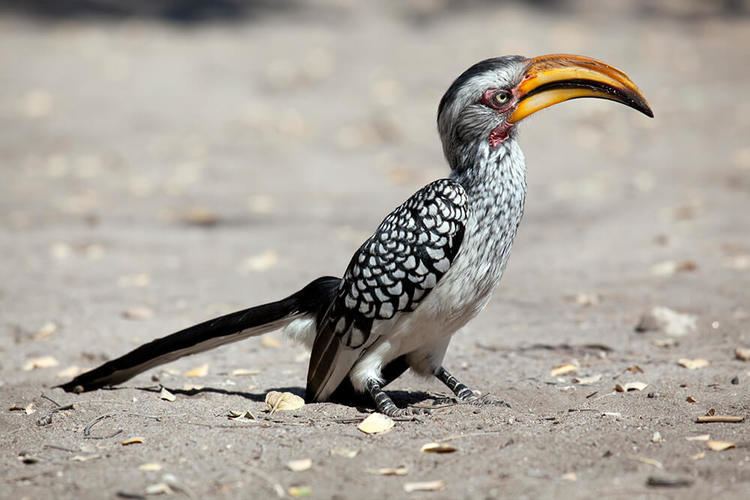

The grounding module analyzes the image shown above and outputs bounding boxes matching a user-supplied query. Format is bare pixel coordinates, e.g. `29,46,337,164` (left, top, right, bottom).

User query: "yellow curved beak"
509,54,653,123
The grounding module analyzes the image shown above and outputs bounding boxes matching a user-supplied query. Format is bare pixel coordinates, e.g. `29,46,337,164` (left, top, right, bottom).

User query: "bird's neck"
450,139,527,203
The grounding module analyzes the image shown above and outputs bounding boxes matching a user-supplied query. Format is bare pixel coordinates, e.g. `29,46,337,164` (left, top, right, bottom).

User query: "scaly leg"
435,367,510,407
365,378,430,418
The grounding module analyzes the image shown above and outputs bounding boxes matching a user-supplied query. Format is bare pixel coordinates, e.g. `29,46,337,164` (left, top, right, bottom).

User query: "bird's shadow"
132,384,436,410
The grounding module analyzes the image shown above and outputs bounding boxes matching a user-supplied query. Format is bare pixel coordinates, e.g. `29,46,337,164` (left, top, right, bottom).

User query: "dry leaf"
139,463,163,472
358,413,395,434
145,482,173,495
122,306,154,320
57,365,81,378
735,347,750,362
260,336,282,348
330,448,358,458
183,364,209,378
573,374,602,385
23,356,59,371
635,307,696,337
678,358,709,370
240,250,278,273
615,381,648,392
265,391,305,412
231,368,261,376
685,434,710,441
228,410,256,421
404,481,445,493
550,363,578,377
287,459,312,472
288,486,312,497
159,388,176,402
707,440,735,451
420,442,457,454
121,437,144,446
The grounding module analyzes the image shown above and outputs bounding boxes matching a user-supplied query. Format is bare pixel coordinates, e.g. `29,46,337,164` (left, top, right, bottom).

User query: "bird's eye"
494,91,511,106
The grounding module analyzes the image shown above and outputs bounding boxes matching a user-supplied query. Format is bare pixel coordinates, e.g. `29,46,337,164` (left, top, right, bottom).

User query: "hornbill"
60,54,652,417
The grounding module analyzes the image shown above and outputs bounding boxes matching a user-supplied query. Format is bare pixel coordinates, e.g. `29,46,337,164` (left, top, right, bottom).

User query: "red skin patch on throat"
489,123,512,148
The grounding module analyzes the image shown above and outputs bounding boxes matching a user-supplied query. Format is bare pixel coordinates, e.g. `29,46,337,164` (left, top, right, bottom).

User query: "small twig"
438,430,510,443
696,415,745,423
40,393,61,407
36,404,74,427
83,414,123,439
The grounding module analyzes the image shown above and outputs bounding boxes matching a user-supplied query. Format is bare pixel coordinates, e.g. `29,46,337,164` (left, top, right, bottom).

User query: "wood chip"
696,415,744,423
264,391,305,412
678,358,709,370
288,486,312,497
183,364,209,378
57,365,81,378
420,442,457,454
573,374,602,385
122,306,154,320
139,463,163,472
34,321,58,340
561,472,577,481
230,368,261,376
707,440,735,451
240,250,278,273
287,459,312,472
159,388,176,402
550,363,578,377
736,347,750,362
121,437,144,446
358,413,395,434
369,466,408,476
145,482,173,495
404,480,445,493
330,448,358,458
22,356,59,371
685,434,710,441
260,336,282,348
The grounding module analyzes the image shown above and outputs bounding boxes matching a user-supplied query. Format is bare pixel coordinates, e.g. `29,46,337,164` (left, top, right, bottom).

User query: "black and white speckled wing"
306,179,468,402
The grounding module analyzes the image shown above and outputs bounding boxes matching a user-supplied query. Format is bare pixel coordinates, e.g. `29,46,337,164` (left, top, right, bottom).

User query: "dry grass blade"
550,363,577,377
368,466,408,476
707,440,735,451
121,437,144,446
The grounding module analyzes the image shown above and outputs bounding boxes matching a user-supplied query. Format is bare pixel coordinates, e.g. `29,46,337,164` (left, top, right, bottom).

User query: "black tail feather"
58,276,340,393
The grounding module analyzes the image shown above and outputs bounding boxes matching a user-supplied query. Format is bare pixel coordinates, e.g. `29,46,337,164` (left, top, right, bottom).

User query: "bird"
60,54,652,417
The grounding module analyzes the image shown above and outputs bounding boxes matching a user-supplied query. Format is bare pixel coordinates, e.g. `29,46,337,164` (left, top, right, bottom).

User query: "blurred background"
2,0,750,369
2,1,750,498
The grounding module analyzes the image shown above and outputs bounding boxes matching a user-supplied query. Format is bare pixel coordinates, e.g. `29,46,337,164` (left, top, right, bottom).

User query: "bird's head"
437,54,653,169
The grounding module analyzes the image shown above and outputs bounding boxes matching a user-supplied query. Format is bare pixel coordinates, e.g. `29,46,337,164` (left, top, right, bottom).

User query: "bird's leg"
434,367,510,407
364,378,430,418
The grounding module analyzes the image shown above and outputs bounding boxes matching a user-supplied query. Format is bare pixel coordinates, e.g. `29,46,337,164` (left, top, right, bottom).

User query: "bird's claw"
381,406,432,420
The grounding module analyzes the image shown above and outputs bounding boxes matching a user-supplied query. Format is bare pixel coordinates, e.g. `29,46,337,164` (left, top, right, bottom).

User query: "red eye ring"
481,89,514,111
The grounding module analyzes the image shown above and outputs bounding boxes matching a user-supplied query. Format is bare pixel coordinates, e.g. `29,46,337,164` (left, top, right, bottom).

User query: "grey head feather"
437,55,527,170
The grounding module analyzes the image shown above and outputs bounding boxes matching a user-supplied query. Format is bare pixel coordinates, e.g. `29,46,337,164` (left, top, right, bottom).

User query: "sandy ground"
2,2,750,499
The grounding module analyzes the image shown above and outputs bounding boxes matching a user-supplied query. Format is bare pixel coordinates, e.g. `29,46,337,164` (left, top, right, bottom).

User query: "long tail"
58,276,340,393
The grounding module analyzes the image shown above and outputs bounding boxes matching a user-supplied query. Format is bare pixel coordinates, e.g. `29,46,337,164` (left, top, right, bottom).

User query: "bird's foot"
380,405,432,420
433,391,511,408
458,392,511,407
